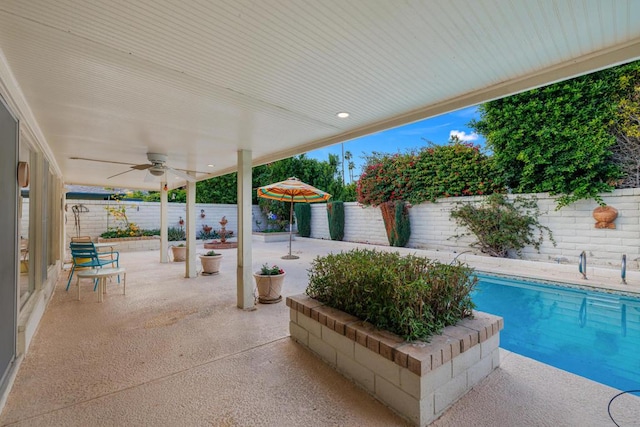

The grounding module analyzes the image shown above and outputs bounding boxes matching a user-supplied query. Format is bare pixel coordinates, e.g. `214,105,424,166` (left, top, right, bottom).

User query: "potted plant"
253,263,286,304
200,250,222,275
171,243,186,262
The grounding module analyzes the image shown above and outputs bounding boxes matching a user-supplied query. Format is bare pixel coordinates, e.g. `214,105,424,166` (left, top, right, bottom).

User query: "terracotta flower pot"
171,246,186,262
253,272,285,304
593,206,618,229
200,254,222,275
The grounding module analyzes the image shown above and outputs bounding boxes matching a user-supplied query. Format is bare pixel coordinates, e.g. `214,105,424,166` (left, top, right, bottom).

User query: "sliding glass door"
0,96,17,387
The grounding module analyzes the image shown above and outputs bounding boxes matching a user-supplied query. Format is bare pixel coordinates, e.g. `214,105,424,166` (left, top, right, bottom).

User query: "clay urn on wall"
593,205,618,229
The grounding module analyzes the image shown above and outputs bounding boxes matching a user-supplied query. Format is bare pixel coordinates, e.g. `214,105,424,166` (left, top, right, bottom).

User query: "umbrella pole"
288,202,293,256
282,202,299,260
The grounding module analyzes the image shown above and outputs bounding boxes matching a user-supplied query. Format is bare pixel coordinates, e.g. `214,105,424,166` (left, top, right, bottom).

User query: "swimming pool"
472,273,640,391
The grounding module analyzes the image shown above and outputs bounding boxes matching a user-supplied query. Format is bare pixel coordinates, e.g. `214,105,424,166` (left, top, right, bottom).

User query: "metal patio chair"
66,242,120,291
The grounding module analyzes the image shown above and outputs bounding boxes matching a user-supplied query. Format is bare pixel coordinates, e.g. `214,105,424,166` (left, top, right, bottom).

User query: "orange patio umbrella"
257,177,331,259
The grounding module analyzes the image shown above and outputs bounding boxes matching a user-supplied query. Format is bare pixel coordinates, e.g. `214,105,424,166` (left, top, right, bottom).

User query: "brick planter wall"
287,294,503,426
96,236,160,252
252,232,294,243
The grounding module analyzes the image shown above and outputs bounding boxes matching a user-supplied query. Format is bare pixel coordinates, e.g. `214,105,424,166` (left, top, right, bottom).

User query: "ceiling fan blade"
131,164,152,170
107,168,137,179
174,167,208,174
166,166,196,182
70,156,139,167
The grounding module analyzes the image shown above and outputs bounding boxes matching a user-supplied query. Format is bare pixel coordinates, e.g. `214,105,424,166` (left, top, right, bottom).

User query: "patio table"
76,267,126,302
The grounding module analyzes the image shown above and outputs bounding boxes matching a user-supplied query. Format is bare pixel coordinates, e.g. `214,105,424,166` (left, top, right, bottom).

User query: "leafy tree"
409,138,503,203
339,183,357,202
196,174,237,203
611,64,640,188
194,154,353,208
470,61,640,207
254,155,344,224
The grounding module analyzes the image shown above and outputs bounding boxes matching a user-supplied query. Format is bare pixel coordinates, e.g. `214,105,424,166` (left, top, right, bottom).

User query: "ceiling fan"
70,153,197,182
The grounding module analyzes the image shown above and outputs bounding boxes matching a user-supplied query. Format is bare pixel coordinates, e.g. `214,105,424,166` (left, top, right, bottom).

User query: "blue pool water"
472,274,640,391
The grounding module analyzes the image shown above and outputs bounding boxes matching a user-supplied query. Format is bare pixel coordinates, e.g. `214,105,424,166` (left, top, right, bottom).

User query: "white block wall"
309,189,640,268
310,203,388,245
19,199,266,244
22,188,640,267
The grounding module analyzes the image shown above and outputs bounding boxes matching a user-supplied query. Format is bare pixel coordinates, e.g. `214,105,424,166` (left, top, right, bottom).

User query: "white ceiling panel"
0,0,638,189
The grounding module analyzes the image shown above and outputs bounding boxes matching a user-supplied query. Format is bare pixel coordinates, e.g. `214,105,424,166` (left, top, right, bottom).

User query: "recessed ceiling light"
336,112,350,118
207,164,214,168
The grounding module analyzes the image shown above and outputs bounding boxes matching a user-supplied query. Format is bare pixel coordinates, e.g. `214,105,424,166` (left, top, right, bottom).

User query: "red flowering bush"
356,140,504,206
356,153,411,206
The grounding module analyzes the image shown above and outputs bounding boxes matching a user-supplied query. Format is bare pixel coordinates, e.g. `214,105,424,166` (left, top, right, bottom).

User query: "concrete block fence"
310,189,640,268
47,199,267,246
21,188,638,267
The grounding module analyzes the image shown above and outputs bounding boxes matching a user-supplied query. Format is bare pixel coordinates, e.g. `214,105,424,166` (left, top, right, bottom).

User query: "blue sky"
306,105,484,183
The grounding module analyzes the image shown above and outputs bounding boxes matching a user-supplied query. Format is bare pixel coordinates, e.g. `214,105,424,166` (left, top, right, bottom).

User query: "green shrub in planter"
294,203,312,237
306,249,476,341
326,201,344,241
167,226,186,241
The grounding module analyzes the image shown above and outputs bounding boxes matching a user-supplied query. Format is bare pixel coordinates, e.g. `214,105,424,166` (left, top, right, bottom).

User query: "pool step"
587,294,620,310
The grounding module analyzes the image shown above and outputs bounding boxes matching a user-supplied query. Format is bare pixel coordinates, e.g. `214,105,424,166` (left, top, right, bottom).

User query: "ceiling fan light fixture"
149,168,165,176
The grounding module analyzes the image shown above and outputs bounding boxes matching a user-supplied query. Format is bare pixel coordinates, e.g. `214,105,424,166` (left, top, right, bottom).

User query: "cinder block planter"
287,294,503,426
253,232,294,243
97,236,160,252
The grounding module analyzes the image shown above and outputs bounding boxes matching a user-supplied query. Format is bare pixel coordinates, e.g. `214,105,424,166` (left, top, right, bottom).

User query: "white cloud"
449,130,478,142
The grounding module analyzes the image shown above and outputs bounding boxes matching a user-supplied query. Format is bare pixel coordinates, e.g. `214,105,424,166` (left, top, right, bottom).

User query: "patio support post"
160,181,168,263
185,174,197,278
237,149,254,309
30,152,45,288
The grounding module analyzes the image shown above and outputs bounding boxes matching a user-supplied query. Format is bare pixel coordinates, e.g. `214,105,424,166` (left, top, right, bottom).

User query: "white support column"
29,152,44,289
185,177,197,278
237,150,254,309
160,182,168,263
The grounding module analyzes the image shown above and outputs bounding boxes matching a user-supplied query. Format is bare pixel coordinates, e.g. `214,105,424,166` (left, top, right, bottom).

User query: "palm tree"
344,150,353,183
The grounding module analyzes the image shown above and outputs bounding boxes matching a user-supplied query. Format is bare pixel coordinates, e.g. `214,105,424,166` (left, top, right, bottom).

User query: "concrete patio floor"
1,237,639,426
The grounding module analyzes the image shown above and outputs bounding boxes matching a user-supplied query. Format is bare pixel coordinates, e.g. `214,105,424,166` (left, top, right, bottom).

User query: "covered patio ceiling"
0,1,639,190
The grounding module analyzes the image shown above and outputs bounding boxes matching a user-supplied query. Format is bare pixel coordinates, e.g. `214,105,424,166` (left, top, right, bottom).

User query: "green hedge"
306,249,476,341
326,201,344,241
381,200,411,247
294,203,312,237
